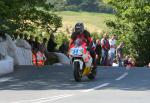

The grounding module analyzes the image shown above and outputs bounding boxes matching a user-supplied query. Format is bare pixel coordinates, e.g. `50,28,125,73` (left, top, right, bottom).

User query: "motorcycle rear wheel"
87,67,97,80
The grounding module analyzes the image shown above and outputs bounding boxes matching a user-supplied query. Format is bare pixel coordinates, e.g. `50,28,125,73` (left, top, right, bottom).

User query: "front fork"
73,59,83,70
73,60,91,76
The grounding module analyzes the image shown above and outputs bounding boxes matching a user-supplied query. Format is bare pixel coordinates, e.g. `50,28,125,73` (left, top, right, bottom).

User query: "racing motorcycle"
69,39,97,82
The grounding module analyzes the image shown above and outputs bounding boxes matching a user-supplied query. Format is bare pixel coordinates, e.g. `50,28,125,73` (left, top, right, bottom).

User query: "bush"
55,32,70,49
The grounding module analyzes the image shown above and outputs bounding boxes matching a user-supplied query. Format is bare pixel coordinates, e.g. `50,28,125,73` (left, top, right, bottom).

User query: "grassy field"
56,11,115,33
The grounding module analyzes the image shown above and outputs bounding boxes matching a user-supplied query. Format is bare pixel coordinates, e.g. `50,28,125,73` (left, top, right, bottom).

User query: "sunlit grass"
55,11,115,33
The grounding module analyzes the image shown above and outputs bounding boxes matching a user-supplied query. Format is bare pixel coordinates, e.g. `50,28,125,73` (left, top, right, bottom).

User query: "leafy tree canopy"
0,0,62,35
104,0,150,66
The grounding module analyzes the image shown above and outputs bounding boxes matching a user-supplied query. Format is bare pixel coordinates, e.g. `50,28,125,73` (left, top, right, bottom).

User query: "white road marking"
115,72,128,81
13,82,110,103
12,72,129,103
0,77,13,83
32,94,74,103
12,94,74,103
81,83,110,93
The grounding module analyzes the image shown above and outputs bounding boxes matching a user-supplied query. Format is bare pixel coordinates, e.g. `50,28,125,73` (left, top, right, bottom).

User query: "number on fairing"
72,47,82,55
73,48,79,55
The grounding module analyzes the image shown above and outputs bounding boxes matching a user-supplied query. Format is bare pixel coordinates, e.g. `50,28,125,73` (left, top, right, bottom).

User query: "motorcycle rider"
69,22,97,69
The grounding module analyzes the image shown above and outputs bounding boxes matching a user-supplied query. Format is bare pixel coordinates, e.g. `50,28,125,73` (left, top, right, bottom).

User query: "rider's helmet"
75,22,84,34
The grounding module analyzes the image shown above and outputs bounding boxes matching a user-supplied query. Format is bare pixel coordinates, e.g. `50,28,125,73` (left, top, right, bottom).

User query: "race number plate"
70,47,83,56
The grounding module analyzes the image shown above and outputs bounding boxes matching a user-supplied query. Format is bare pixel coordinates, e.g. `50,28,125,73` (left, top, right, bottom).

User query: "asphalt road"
0,65,150,103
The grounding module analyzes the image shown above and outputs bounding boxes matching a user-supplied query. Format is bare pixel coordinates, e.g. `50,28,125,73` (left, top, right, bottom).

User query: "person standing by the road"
148,63,150,68
116,42,124,67
59,41,69,55
41,38,48,53
28,35,35,50
95,39,101,65
12,32,19,41
33,37,41,51
124,55,129,67
47,34,57,52
24,33,29,42
19,33,24,39
101,33,110,66
108,35,116,66
0,31,7,59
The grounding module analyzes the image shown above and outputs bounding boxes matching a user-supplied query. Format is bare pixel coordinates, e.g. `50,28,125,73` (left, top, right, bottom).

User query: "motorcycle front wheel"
73,62,82,82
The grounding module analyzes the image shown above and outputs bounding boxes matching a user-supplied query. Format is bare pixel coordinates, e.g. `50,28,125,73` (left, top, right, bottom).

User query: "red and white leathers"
69,30,92,49
69,30,97,68
32,51,46,66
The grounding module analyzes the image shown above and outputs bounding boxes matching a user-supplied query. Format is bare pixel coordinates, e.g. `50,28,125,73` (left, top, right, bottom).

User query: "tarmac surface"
0,65,150,103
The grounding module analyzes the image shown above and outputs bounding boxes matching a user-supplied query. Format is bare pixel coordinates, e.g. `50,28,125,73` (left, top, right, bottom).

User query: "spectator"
148,63,150,68
24,34,29,42
10,33,15,41
47,34,57,52
132,60,136,67
124,55,129,67
108,35,116,66
28,35,35,49
12,32,19,42
0,30,6,40
116,42,124,67
35,45,47,66
41,38,48,53
19,33,24,39
101,33,110,66
127,58,135,68
59,41,69,55
95,39,101,65
0,31,7,59
33,37,40,51
112,59,119,67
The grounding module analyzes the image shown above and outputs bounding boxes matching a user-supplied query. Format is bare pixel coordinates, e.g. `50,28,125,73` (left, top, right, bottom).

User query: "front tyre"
74,62,82,82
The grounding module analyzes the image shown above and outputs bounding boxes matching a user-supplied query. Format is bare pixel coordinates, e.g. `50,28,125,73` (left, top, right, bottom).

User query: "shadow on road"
100,68,150,91
0,65,150,91
0,65,94,90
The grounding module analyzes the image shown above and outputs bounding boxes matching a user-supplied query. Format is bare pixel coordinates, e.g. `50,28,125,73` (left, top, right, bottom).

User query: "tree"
47,0,113,13
0,0,62,35
79,0,100,12
47,0,66,11
66,0,83,5
104,0,150,66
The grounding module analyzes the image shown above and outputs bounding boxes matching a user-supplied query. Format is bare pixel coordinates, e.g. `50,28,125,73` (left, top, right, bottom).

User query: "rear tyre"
74,62,82,82
87,67,97,80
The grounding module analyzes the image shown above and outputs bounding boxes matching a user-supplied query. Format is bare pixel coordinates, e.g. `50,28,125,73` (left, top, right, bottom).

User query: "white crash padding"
14,39,32,65
15,47,32,65
2,34,32,66
0,56,14,76
54,52,70,64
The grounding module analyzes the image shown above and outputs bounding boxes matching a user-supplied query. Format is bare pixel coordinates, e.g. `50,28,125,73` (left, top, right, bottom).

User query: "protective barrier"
54,52,70,64
0,34,33,66
15,47,32,65
0,56,14,76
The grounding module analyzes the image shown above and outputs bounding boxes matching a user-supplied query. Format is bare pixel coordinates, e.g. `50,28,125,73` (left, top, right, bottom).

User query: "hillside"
47,0,113,13
56,11,115,33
